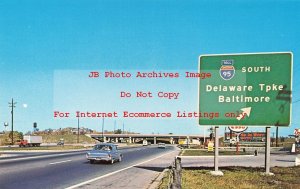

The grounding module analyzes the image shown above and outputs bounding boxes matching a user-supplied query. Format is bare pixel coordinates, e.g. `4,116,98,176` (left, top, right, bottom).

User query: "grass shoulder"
180,149,252,156
157,169,171,189
182,166,300,189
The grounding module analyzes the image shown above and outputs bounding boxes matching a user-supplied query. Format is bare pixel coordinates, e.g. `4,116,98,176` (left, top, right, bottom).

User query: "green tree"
7,131,23,144
114,129,122,134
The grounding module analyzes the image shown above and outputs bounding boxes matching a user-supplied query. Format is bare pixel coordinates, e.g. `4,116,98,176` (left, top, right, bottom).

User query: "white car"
143,140,148,146
158,143,166,149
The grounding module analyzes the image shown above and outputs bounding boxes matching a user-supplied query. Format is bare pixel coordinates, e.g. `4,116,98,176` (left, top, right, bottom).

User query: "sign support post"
236,133,240,155
214,126,219,171
264,127,274,175
210,126,223,176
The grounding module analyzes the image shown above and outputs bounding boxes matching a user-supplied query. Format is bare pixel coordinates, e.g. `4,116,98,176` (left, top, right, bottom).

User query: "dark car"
86,143,122,164
57,141,64,146
57,138,64,146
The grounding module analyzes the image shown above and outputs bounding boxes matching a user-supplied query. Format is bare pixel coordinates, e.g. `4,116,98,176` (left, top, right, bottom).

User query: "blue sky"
0,0,299,136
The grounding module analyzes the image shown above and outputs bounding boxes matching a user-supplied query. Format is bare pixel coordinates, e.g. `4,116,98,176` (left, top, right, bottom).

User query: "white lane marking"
49,160,72,165
65,150,176,189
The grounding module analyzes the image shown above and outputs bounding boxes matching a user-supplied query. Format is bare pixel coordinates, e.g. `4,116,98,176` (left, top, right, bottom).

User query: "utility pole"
230,130,233,147
203,126,206,147
77,117,80,143
276,127,279,147
114,120,116,134
102,118,104,142
8,98,17,145
122,123,124,134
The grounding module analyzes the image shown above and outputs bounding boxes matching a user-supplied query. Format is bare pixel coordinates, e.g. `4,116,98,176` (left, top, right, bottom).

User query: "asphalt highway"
0,145,177,189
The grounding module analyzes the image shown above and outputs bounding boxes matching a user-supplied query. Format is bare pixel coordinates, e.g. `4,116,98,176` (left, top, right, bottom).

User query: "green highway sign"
198,52,293,126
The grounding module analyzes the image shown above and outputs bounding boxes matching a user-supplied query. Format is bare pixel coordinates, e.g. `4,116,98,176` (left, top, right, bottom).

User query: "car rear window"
94,145,112,151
